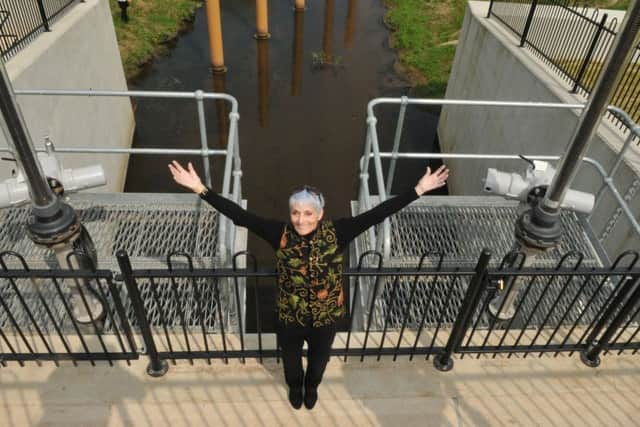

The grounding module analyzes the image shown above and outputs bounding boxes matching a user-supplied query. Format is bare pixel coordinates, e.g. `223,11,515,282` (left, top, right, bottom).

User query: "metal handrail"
360,97,640,258
1,89,242,264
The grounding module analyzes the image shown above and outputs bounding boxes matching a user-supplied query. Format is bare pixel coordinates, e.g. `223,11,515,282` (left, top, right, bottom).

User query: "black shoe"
304,388,318,409
288,387,303,409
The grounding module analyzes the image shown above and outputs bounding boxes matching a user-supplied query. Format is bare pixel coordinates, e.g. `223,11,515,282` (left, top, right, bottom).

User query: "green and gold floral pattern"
276,221,345,327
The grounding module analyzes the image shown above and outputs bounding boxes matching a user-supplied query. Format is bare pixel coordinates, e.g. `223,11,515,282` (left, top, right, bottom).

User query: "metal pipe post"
322,0,334,60
520,0,538,47
434,249,491,371
205,0,226,73
257,39,270,127
386,97,408,195
195,91,212,188
36,0,50,31
291,9,304,96
255,0,270,39
345,0,357,48
116,250,169,377
543,0,640,212
581,274,640,367
0,54,80,246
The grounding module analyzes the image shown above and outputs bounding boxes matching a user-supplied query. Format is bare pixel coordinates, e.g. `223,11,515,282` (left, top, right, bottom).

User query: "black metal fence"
1,248,639,375
487,0,640,132
0,0,83,60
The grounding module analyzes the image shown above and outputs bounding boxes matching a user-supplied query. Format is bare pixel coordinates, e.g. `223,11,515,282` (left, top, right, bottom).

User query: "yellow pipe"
255,0,270,39
205,0,226,72
294,0,305,10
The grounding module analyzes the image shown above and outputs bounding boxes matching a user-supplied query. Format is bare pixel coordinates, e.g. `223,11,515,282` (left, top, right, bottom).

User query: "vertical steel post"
581,274,640,367
257,39,270,127
195,91,212,188
322,0,334,60
205,0,226,73
36,0,50,32
543,0,640,212
487,0,494,19
520,0,538,47
434,249,491,371
344,0,357,48
0,50,81,247
255,0,270,39
386,97,408,195
116,250,168,377
291,9,304,96
572,14,608,93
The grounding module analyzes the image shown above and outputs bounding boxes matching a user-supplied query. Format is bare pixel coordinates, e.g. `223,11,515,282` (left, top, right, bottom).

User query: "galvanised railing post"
581,274,640,367
434,249,491,371
385,96,408,195
194,90,212,188
520,0,538,47
36,0,50,32
116,250,169,377
572,13,608,93
487,0,494,18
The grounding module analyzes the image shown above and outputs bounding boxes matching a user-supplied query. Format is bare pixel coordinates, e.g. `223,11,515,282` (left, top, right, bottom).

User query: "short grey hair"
289,186,325,213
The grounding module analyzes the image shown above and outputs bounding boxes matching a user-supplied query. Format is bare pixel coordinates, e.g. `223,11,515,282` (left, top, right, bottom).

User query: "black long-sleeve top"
200,189,419,252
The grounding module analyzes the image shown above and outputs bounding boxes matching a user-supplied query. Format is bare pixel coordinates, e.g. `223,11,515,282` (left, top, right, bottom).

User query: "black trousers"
277,323,336,390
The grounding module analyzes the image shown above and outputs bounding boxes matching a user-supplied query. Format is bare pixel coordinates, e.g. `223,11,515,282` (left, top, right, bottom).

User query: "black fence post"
487,0,494,18
520,0,538,47
581,274,640,367
434,249,491,372
572,13,608,93
116,249,169,377
36,0,50,32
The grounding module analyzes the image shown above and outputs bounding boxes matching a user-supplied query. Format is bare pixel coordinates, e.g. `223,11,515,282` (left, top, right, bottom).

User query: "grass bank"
384,0,629,98
109,0,203,79
384,0,466,98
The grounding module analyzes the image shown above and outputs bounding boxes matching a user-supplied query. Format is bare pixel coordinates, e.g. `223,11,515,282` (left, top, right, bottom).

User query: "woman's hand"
168,160,206,194
414,164,449,196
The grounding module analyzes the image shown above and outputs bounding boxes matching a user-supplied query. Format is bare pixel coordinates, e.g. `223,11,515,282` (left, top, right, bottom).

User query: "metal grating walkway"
352,196,611,331
0,193,221,270
0,193,240,333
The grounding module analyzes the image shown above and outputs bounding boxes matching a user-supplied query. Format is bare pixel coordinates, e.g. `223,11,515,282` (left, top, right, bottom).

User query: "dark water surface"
124,0,441,329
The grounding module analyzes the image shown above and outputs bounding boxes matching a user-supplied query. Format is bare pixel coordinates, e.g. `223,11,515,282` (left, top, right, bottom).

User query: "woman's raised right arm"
168,161,282,248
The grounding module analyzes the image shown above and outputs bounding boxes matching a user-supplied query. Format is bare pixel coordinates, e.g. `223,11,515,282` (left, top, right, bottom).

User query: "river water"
124,0,442,329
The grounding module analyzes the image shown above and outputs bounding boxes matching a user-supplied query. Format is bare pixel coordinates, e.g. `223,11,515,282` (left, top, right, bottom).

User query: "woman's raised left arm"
334,165,449,248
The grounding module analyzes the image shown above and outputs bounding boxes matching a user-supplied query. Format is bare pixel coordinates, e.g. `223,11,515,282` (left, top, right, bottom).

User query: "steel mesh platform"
352,196,611,331
0,193,221,270
0,193,241,334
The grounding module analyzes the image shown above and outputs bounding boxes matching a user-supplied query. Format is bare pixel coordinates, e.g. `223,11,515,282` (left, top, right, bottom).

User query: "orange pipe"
205,0,226,72
345,0,357,48
294,0,305,10
256,0,270,39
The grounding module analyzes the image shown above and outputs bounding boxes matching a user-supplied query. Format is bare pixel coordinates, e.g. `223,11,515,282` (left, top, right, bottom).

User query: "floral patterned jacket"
276,220,345,327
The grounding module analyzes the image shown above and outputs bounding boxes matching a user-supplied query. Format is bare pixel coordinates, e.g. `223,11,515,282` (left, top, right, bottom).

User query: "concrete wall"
0,0,133,192
438,1,640,259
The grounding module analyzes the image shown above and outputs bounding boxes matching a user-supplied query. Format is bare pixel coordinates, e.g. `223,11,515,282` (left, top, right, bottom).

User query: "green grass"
384,0,467,98
109,0,203,79
576,0,629,10
384,0,630,98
